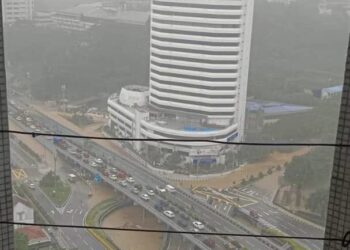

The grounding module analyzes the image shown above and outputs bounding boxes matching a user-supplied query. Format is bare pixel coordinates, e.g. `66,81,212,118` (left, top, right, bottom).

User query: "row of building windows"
151,85,236,99
151,68,237,82
150,76,237,90
149,99,235,116
141,125,237,141
152,27,241,38
150,93,235,107
152,9,241,20
152,44,240,56
151,52,239,65
152,34,240,47
153,1,242,10
151,60,238,74
152,18,241,29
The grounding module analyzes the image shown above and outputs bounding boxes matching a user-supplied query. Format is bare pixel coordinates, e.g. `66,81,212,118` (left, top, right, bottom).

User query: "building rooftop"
322,85,343,94
16,226,50,245
247,100,313,116
13,194,32,209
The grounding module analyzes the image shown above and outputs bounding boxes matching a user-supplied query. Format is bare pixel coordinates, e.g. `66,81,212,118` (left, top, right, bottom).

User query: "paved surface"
11,136,104,250
10,97,278,250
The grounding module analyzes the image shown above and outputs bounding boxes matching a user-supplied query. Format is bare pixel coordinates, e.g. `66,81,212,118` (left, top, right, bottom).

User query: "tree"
15,231,29,250
306,189,329,219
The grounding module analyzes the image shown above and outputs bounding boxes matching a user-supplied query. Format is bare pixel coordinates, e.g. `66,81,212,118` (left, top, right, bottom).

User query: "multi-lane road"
9,95,327,250
11,139,104,250
9,97,280,249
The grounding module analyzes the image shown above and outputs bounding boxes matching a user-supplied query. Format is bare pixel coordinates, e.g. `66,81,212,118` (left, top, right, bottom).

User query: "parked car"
140,194,150,201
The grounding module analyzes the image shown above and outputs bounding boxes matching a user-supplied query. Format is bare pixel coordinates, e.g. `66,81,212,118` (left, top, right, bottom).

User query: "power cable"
1,129,348,147
1,221,349,247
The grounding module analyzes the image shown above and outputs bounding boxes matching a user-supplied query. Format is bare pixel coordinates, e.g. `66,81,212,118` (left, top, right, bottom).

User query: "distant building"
50,2,149,31
246,100,313,116
33,11,54,27
309,85,343,99
266,0,296,4
3,0,34,24
16,226,51,249
13,194,34,229
318,0,350,15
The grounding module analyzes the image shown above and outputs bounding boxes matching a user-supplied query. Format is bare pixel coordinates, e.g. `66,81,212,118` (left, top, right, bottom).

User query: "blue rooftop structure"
247,100,313,116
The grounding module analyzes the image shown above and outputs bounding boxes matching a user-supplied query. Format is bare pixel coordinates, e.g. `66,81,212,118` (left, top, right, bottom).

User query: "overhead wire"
3,129,350,247
0,129,348,147
0,221,349,247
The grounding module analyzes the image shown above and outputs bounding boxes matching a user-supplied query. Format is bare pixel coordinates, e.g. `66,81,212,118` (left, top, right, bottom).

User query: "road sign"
94,174,101,183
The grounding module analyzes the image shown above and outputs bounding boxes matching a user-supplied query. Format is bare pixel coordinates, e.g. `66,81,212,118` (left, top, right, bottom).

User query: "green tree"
306,189,329,219
15,231,29,250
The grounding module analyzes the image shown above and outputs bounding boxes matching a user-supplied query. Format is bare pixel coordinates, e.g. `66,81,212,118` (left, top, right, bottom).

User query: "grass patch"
85,199,120,250
39,172,71,207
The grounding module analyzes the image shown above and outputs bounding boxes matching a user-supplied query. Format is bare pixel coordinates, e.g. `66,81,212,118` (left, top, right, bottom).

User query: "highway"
16,101,280,250
11,139,104,250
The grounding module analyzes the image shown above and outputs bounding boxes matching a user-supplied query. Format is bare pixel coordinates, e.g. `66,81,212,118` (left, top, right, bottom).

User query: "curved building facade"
108,0,254,165
150,0,254,132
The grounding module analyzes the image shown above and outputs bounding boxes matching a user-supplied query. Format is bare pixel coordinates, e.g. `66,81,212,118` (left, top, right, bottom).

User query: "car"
147,189,155,196
110,167,118,173
30,125,36,130
132,187,140,194
156,186,166,193
95,158,103,164
15,116,22,121
193,221,205,230
119,180,128,187
89,161,98,168
163,210,175,218
68,148,77,155
166,185,176,193
140,194,150,201
26,117,32,122
83,158,89,164
28,183,35,190
83,151,89,158
109,174,118,181
35,128,41,133
127,177,135,183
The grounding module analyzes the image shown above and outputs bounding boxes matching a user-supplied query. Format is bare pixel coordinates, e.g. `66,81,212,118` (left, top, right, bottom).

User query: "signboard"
94,174,102,183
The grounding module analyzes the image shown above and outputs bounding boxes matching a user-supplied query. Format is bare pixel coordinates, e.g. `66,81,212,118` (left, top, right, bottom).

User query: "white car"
120,180,128,187
127,177,135,183
26,117,32,122
29,183,35,190
89,161,98,168
15,116,22,121
156,186,166,193
166,185,176,193
192,221,204,230
95,158,103,164
163,210,175,218
147,189,155,196
140,194,150,201
109,174,117,181
30,125,36,130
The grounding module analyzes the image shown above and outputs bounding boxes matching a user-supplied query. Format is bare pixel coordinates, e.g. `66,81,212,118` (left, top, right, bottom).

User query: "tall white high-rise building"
3,0,34,24
108,0,254,164
149,0,254,134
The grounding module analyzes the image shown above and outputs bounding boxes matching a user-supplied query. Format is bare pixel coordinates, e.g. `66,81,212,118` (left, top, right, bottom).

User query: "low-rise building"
3,0,34,24
13,194,34,229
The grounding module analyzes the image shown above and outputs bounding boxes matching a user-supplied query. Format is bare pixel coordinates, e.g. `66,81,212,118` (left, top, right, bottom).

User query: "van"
166,185,176,193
